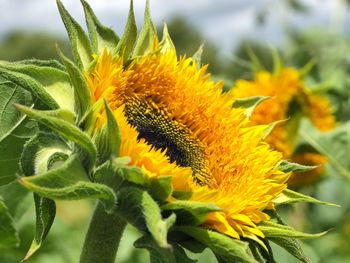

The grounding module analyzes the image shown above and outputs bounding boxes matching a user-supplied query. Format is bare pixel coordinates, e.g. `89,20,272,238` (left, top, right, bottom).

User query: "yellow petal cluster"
85,49,289,239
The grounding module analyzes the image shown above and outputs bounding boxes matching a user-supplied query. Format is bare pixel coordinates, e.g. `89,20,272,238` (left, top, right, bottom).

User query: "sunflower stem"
79,201,127,263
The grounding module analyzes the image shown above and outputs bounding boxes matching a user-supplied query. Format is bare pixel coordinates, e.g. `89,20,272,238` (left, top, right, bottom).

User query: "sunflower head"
232,61,336,187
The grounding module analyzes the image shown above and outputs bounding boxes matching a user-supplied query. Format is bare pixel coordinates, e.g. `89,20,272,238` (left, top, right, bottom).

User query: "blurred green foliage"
0,31,71,61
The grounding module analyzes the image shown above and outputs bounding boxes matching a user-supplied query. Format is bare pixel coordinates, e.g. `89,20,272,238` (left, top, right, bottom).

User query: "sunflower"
85,46,289,239
232,67,335,187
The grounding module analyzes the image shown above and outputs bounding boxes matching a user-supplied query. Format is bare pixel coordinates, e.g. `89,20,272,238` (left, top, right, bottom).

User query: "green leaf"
159,23,175,53
115,0,137,61
0,76,33,142
18,154,116,206
175,226,254,262
274,189,339,207
56,0,93,70
16,105,97,171
116,187,175,248
81,0,119,54
134,235,196,263
277,160,316,173
0,125,36,186
56,46,92,119
148,176,173,203
133,0,157,57
23,195,56,261
0,62,74,112
258,221,327,239
269,237,311,263
17,59,66,71
162,201,221,226
232,96,269,118
93,100,121,164
0,196,19,249
0,68,59,110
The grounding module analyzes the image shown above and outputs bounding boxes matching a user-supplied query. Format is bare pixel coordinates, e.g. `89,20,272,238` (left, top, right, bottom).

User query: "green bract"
0,1,337,263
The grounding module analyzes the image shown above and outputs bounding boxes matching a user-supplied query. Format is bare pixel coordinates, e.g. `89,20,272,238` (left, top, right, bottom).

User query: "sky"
0,0,349,55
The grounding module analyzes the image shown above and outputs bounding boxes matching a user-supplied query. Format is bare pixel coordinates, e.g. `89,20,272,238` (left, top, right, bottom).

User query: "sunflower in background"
232,64,336,188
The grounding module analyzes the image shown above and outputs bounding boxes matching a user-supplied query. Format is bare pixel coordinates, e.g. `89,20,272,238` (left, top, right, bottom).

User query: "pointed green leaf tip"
56,45,92,120
159,23,176,53
277,160,316,173
274,189,339,207
22,196,56,262
259,221,328,239
93,100,122,164
133,0,158,57
56,0,93,70
81,0,119,54
232,96,270,118
115,0,137,60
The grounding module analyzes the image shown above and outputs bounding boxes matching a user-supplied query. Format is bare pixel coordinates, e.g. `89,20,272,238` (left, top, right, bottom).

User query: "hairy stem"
79,202,127,263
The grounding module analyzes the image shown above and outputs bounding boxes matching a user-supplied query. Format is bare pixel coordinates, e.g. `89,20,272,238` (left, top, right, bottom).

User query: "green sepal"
269,237,311,263
192,43,204,70
79,98,104,135
18,154,116,208
162,201,221,226
116,187,175,248
245,46,265,73
148,176,173,203
159,23,176,53
262,119,286,140
23,195,56,262
16,105,97,172
270,46,282,75
273,189,339,207
112,157,147,186
232,96,269,118
258,221,327,239
56,46,92,120
115,0,137,61
93,100,121,164
134,235,196,263
81,0,119,54
0,61,74,112
175,226,254,263
0,196,19,249
277,160,316,173
0,68,59,110
56,0,93,70
93,161,124,194
133,0,158,57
